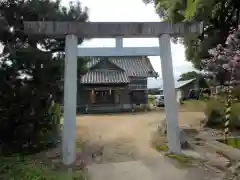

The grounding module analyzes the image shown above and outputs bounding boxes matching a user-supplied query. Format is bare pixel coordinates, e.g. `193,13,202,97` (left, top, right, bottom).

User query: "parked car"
156,95,183,106
156,95,165,107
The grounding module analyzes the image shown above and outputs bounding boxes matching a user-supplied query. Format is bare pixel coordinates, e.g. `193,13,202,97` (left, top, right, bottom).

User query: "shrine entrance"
24,21,203,165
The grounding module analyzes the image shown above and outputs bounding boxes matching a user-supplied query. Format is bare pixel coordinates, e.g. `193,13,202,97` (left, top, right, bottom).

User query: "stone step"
142,156,189,180
87,160,157,180
87,158,190,180
87,158,223,180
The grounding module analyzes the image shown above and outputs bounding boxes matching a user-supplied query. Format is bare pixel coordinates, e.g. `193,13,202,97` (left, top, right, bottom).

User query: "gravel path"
75,111,224,180
76,111,205,163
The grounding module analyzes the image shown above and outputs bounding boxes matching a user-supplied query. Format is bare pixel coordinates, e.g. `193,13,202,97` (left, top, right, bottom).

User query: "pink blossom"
202,26,240,85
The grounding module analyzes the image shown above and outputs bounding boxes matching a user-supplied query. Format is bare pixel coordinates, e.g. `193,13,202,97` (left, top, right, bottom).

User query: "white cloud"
62,0,195,87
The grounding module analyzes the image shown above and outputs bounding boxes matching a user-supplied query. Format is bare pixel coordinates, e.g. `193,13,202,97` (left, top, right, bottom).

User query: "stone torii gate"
24,21,203,165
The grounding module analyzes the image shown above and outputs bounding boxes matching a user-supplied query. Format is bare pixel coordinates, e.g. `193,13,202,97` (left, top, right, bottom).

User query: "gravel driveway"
76,111,205,163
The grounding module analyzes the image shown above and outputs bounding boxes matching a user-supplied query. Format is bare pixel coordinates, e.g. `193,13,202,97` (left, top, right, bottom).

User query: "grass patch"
181,100,206,112
218,138,240,149
151,131,168,150
155,144,169,151
151,131,201,167
76,139,85,152
76,141,83,149
0,155,87,180
165,153,194,165
151,131,169,152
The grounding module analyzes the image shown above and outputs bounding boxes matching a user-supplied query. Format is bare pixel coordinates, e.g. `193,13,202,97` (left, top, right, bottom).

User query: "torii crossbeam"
24,21,203,165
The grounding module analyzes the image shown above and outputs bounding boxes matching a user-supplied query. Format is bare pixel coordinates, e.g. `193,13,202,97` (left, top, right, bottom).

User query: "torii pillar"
23,21,203,165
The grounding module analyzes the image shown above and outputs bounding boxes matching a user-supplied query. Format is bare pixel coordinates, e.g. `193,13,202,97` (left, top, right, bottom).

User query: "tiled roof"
175,78,196,89
81,70,129,84
85,56,157,77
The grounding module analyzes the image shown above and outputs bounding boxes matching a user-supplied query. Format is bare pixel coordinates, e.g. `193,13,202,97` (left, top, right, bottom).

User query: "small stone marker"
180,129,189,149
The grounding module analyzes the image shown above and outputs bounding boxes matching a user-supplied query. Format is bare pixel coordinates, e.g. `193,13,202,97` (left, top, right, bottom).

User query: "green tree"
144,0,240,70
0,0,88,154
178,71,199,81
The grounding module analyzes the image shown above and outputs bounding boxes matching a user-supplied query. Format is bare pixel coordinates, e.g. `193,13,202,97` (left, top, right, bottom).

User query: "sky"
65,0,195,88
0,0,196,88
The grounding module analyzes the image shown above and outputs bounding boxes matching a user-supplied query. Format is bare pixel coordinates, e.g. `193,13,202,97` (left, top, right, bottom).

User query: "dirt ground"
76,111,205,163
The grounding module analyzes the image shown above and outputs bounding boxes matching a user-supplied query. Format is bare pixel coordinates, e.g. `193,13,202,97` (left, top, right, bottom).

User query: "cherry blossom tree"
203,26,240,88
203,26,240,137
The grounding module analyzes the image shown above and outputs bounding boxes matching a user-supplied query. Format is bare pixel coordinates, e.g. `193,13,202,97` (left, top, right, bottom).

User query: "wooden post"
62,34,78,165
116,37,123,48
159,34,181,154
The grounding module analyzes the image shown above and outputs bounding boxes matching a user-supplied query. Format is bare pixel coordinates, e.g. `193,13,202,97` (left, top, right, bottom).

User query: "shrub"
133,104,156,112
0,155,86,180
204,99,240,129
204,99,225,127
232,86,240,100
41,102,62,148
148,95,156,105
0,96,62,155
230,103,240,128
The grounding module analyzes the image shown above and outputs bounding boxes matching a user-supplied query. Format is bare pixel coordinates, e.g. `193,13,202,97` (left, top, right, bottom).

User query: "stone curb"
190,132,240,162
